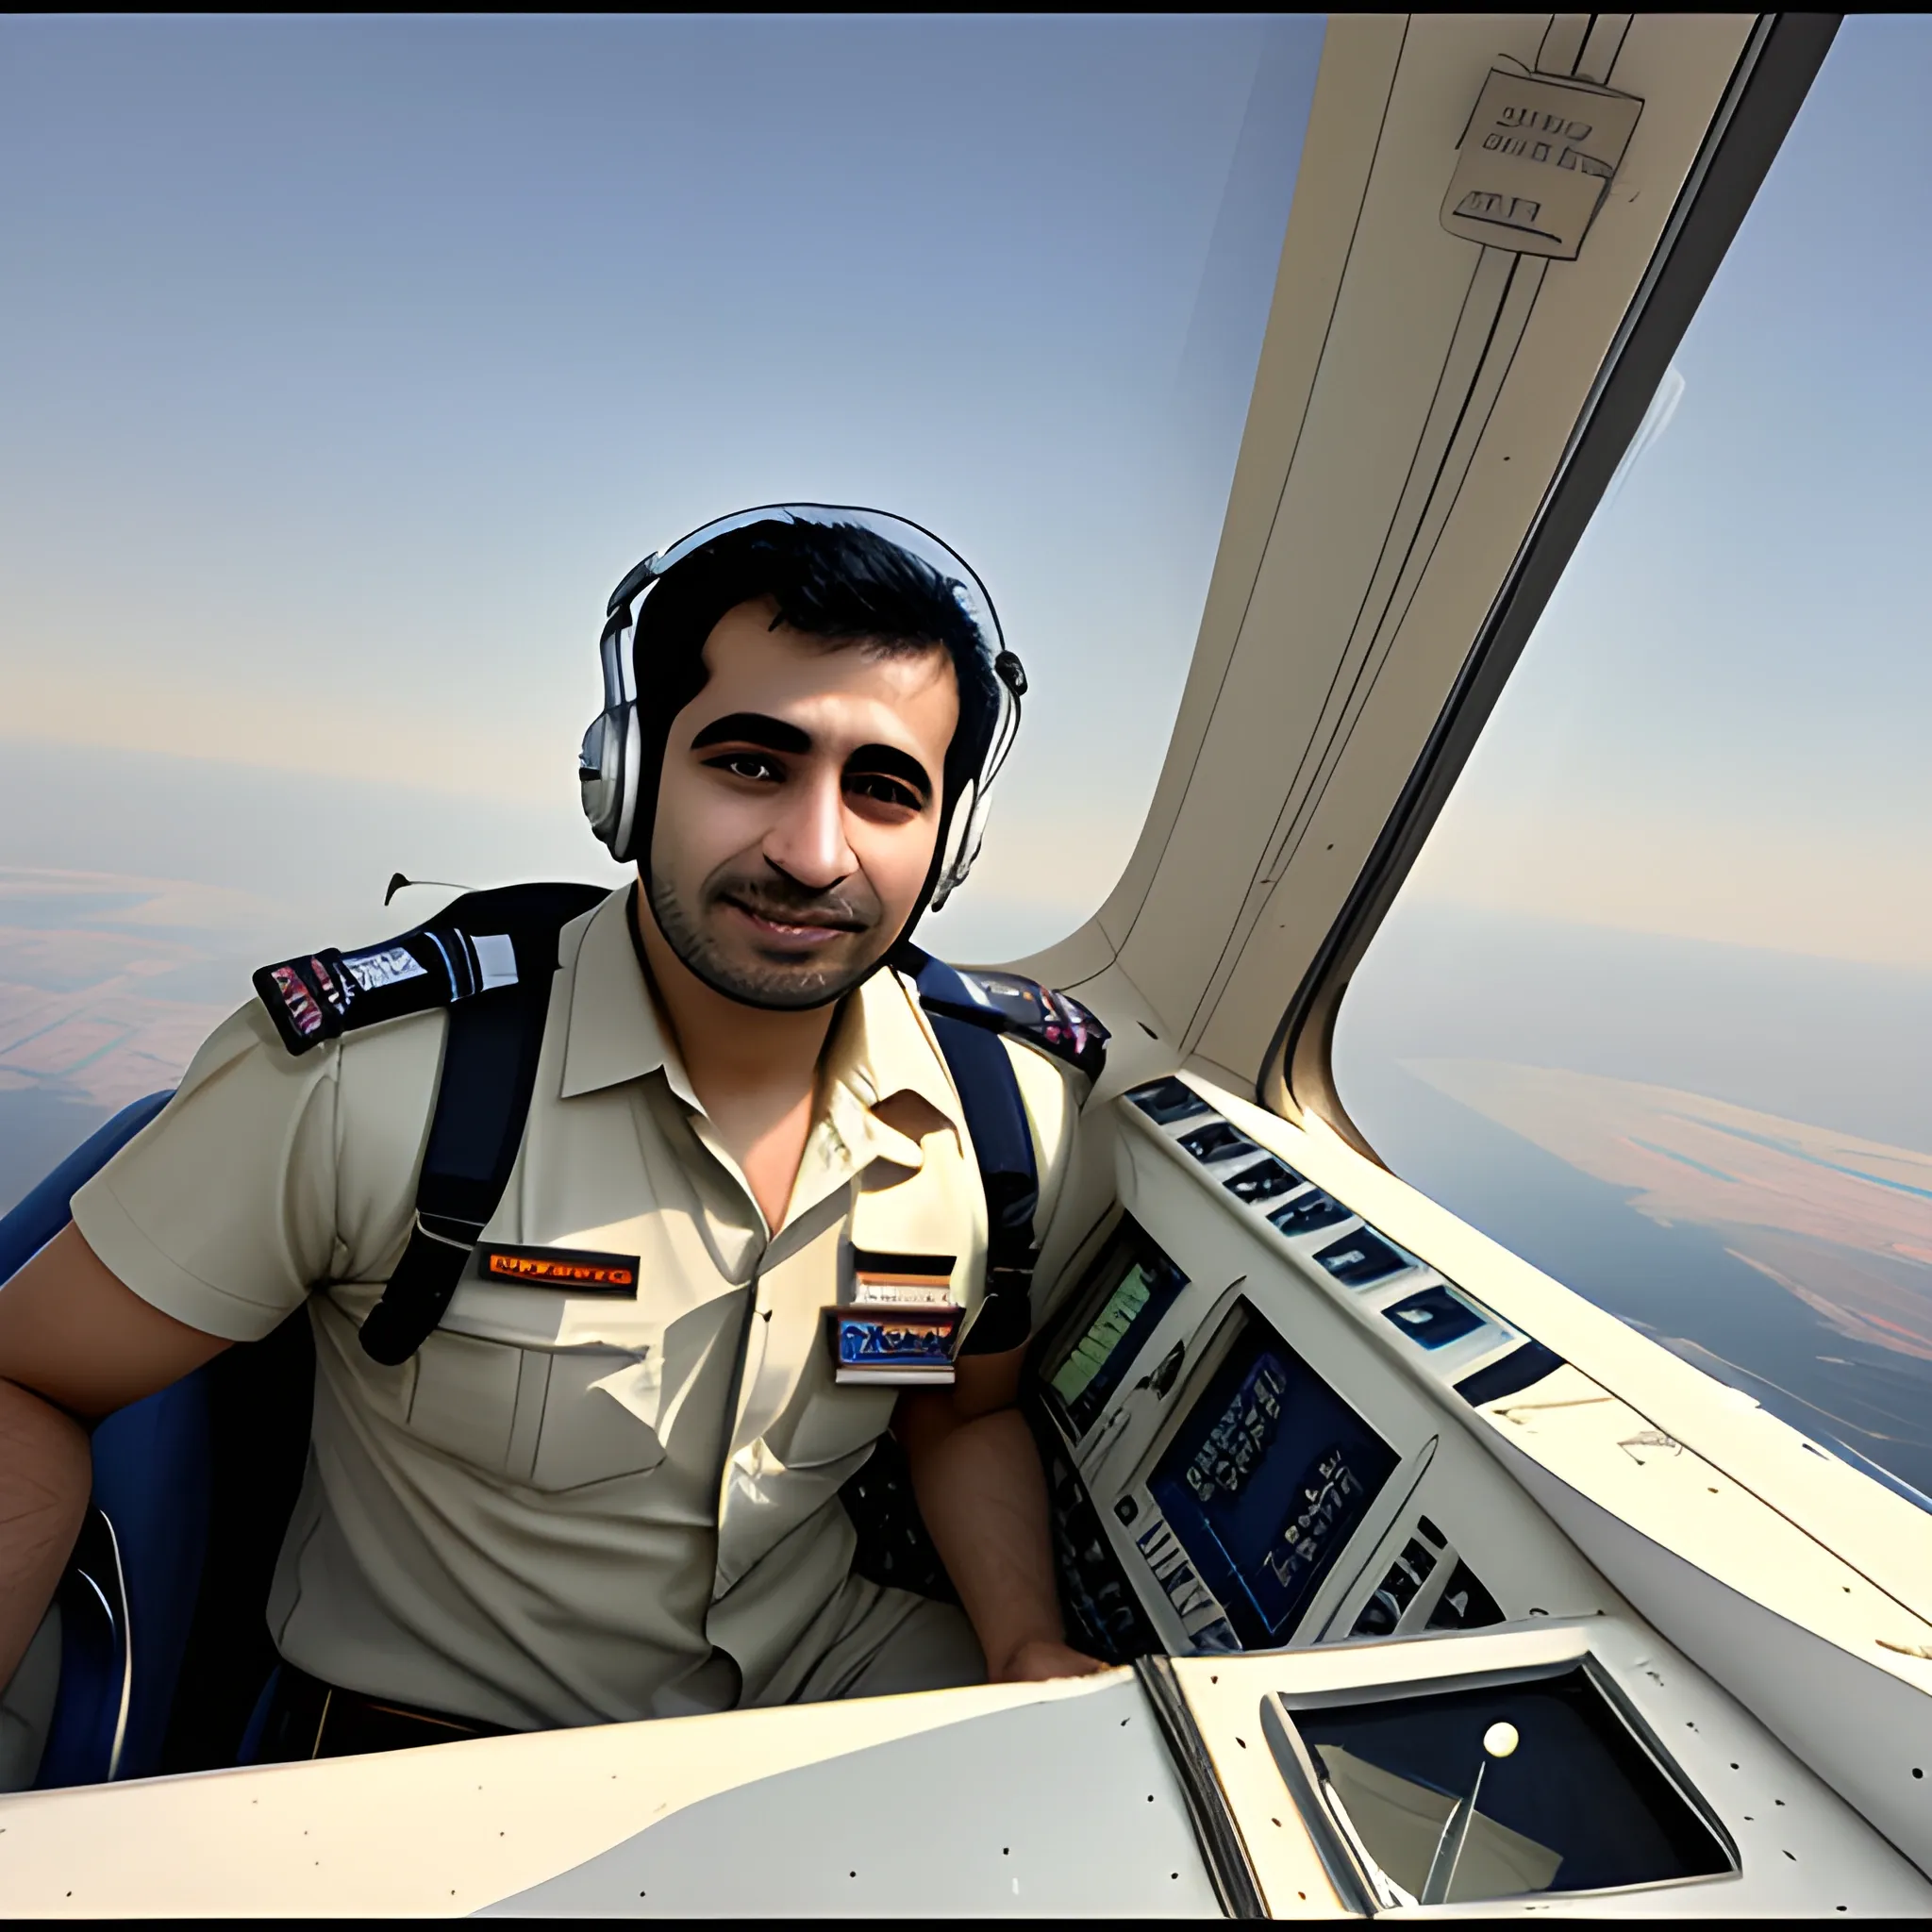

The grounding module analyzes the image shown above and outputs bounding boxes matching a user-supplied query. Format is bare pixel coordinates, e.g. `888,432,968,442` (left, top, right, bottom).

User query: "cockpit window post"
1259,13,1840,1158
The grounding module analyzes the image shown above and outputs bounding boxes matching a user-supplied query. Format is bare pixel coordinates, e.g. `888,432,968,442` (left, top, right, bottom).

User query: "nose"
762,761,857,890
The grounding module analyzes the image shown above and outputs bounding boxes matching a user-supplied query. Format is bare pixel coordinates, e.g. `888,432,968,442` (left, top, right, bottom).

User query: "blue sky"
0,13,1319,963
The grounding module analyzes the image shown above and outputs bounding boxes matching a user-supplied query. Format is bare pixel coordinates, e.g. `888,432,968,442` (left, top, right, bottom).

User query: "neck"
630,885,838,1115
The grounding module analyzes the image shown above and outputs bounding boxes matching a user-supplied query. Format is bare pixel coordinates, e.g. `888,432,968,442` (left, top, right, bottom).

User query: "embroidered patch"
341,943,428,992
923,965,1109,1081
257,929,471,1057
480,1243,640,1292
826,1304,960,1384
972,974,1108,1077
307,955,354,1017
267,963,325,1039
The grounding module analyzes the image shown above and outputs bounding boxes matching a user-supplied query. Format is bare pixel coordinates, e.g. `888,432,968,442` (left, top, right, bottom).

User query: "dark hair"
633,518,1002,791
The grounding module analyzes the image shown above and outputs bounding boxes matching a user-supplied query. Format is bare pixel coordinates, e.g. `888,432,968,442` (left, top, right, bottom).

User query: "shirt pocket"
403,1331,667,1491
525,1345,669,1492
404,1329,524,1472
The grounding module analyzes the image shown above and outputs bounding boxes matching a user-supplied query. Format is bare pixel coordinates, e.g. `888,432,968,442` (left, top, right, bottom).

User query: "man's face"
646,596,960,1008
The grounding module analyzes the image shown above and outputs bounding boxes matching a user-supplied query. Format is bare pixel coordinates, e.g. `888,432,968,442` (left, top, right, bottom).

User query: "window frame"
1262,11,1841,1159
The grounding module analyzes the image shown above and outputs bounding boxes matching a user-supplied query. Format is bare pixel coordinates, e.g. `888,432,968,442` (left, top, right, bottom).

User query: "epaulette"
909,958,1108,1085
252,882,607,1058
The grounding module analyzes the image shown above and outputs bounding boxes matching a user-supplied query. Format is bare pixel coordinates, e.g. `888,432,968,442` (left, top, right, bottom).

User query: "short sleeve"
70,1000,344,1342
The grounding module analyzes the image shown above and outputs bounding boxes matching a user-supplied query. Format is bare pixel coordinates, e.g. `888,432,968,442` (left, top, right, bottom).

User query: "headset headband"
579,502,1024,912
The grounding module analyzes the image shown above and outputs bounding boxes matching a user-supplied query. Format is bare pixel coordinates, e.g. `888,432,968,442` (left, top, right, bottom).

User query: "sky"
0,12,1321,967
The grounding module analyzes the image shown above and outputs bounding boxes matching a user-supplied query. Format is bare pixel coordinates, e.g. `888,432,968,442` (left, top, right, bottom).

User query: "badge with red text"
478,1243,639,1293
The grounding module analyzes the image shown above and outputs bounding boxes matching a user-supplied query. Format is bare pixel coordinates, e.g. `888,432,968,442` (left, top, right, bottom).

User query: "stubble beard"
645,862,886,1011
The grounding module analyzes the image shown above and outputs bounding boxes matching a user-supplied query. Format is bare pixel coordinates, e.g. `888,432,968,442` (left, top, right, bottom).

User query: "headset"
578,503,1024,912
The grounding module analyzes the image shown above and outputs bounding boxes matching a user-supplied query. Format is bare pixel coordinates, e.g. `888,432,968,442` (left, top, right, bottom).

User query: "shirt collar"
558,888,964,1156
558,887,695,1106
824,966,963,1131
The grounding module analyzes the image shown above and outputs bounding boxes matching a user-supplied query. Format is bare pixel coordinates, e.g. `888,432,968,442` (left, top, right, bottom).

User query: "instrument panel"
1031,1076,1607,1662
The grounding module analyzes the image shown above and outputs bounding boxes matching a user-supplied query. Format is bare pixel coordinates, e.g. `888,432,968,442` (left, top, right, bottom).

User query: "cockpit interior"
3,9,1930,1919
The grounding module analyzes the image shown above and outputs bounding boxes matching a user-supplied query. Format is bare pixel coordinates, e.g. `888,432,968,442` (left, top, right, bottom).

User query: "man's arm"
895,1350,1106,1683
0,1224,229,1683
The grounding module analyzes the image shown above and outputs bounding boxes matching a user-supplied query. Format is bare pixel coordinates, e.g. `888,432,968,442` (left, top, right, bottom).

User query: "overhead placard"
1441,67,1643,260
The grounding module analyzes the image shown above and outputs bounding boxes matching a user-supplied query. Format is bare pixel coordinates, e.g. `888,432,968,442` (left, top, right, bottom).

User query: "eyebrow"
846,742,935,804
688,711,812,754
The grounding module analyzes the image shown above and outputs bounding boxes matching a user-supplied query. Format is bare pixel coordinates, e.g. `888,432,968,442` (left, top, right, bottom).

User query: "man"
0,508,1103,1759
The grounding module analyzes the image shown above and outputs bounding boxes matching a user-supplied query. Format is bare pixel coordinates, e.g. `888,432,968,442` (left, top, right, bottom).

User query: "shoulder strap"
252,882,606,1367
255,900,1102,1369
900,948,1108,1357
250,880,607,1058
912,958,1109,1085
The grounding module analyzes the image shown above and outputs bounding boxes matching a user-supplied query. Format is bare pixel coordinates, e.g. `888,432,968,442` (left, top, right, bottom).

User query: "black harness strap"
352,883,605,1367
902,949,1042,1357
257,884,1105,1370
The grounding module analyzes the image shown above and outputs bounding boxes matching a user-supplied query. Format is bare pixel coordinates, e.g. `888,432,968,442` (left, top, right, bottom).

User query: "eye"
705,751,784,784
845,772,924,812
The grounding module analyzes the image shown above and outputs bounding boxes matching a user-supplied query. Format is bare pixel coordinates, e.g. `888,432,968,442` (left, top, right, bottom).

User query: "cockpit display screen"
1041,1217,1188,1440
1148,1307,1399,1648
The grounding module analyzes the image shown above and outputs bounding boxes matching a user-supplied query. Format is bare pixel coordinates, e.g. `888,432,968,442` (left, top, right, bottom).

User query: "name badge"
827,1250,959,1385
825,1305,961,1386
479,1243,639,1293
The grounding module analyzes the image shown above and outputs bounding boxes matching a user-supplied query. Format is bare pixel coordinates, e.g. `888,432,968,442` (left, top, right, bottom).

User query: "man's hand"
991,1636,1111,1684
894,1348,1105,1687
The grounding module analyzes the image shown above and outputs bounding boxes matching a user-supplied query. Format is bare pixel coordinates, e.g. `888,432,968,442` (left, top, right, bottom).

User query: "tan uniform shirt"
72,888,1081,1730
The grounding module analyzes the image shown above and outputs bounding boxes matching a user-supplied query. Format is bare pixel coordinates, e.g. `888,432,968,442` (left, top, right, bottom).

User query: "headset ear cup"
578,702,639,858
609,702,642,862
928,775,979,911
578,713,613,843
929,662,1019,911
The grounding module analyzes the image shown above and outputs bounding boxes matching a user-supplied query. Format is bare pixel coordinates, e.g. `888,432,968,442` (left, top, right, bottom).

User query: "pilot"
0,508,1105,1759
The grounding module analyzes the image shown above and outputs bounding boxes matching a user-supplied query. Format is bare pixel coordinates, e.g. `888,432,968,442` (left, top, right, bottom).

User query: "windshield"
1335,17,1932,1502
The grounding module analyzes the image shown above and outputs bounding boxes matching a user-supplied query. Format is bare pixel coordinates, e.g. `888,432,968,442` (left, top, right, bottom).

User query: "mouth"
719,895,868,951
